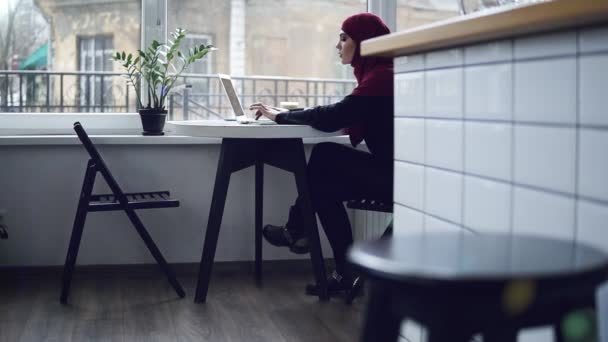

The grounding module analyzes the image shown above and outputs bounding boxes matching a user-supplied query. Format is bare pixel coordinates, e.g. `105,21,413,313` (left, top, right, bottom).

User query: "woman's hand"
249,102,287,121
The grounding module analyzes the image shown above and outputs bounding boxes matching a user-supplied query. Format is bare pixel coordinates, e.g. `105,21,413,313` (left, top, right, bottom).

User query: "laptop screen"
218,74,245,117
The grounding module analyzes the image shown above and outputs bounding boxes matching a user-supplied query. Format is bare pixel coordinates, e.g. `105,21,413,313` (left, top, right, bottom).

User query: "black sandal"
305,270,360,297
262,224,310,254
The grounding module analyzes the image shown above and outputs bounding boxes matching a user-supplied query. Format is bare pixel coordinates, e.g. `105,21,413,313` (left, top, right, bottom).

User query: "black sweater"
275,95,394,162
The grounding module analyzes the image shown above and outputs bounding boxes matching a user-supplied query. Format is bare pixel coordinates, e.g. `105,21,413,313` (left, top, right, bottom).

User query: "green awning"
19,43,48,70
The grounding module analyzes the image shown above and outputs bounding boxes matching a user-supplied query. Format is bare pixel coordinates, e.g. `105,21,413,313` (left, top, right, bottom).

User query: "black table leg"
255,160,263,286
195,140,235,303
293,163,328,300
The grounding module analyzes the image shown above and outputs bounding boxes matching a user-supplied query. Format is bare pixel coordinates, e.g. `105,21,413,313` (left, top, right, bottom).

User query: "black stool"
344,197,393,304
349,233,608,342
60,122,185,304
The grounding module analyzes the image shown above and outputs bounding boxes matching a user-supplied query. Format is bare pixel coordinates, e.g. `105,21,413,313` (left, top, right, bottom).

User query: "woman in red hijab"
250,12,393,297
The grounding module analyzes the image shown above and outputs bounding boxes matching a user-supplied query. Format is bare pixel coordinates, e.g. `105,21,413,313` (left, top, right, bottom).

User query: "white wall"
0,142,337,266
393,25,608,342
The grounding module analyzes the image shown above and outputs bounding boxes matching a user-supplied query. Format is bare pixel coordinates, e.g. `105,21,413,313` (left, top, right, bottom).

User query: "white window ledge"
0,113,351,145
0,135,351,146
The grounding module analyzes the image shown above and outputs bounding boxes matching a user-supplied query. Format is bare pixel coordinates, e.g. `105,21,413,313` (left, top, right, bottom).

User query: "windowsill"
0,134,351,146
0,113,351,145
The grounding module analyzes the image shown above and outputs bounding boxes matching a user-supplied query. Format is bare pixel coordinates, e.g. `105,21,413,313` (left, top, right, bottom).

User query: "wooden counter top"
362,0,608,58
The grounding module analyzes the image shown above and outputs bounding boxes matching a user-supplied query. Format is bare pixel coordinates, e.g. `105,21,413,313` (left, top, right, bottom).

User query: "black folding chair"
344,197,393,305
60,122,185,304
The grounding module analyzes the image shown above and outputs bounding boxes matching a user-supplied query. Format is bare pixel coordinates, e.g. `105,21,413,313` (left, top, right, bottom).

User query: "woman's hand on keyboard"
249,102,286,122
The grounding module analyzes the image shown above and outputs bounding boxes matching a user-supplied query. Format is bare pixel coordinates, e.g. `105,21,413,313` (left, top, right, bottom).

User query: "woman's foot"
305,270,360,297
262,224,310,254
345,276,365,304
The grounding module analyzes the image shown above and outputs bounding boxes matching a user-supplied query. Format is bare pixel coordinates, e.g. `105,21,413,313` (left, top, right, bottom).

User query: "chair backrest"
73,122,127,200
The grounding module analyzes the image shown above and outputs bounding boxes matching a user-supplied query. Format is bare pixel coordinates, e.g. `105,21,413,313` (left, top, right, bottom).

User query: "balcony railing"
0,71,356,120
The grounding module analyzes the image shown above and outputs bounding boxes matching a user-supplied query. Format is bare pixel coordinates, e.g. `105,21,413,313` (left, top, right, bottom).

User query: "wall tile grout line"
573,29,582,246
394,49,608,75
395,116,608,131
422,53,427,235
460,62,467,233
419,51,427,342
509,37,516,236
394,159,608,208
394,201,478,235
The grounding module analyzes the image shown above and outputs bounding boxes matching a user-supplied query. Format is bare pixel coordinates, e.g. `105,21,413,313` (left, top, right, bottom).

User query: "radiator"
350,209,392,241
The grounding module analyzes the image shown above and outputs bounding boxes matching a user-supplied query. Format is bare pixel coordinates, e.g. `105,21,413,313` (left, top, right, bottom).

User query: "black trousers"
289,142,392,276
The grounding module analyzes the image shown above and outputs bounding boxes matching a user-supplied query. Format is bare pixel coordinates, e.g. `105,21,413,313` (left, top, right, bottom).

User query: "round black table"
167,120,344,302
348,233,608,342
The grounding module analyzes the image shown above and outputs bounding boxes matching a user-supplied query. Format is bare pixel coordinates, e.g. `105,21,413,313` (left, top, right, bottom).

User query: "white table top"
166,120,344,139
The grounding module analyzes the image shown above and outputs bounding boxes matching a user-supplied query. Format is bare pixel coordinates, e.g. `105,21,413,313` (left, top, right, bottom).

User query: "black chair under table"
349,232,608,342
60,122,185,304
344,197,393,305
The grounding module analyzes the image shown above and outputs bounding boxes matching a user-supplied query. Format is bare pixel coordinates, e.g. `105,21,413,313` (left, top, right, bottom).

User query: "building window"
78,36,114,111
181,34,214,75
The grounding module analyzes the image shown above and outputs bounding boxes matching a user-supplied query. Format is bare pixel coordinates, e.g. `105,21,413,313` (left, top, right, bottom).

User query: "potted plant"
112,28,215,135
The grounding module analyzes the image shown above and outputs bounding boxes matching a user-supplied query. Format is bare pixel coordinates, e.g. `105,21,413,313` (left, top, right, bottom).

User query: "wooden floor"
0,264,366,342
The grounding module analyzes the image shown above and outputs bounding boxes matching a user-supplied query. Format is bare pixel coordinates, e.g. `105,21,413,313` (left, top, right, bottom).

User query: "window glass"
166,0,367,120
396,0,460,31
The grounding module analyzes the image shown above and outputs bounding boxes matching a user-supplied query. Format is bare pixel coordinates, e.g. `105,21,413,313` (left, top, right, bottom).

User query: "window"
4,0,447,120
78,36,114,111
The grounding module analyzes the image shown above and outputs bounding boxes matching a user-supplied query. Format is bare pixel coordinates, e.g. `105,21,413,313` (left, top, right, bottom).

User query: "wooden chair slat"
89,190,179,211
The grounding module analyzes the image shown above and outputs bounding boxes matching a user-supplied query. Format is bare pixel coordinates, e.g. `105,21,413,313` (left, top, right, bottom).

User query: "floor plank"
0,265,366,342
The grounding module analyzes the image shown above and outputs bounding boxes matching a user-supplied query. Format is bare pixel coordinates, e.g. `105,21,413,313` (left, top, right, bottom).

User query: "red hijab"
341,13,393,146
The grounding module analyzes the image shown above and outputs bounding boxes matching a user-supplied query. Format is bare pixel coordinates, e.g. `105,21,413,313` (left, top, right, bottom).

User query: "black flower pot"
139,108,167,136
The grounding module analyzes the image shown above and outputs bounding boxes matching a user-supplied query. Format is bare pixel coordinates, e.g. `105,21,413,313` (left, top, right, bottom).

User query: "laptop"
218,74,276,125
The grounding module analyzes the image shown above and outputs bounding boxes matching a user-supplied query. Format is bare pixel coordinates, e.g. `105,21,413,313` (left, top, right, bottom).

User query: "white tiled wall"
393,25,608,342
394,25,608,243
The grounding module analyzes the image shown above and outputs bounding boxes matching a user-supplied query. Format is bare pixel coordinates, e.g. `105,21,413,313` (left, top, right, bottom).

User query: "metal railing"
0,71,356,120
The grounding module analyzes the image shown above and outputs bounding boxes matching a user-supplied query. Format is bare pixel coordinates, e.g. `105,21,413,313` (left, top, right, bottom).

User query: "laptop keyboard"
236,117,276,125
